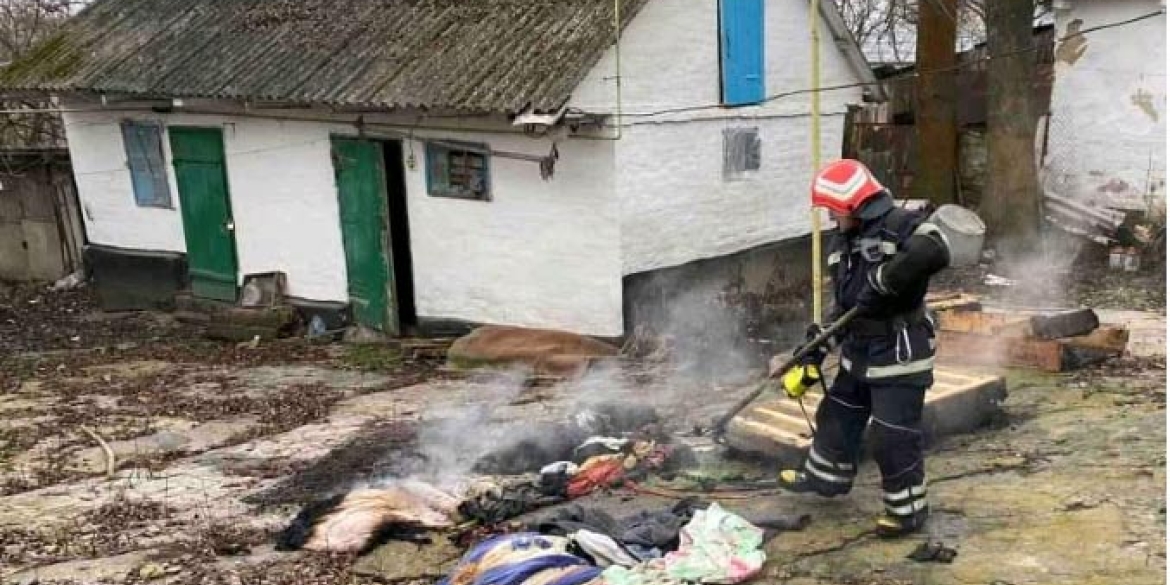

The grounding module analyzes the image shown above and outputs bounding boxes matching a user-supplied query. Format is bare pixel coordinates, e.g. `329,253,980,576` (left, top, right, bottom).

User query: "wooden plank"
935,330,1064,372
1030,309,1100,340
928,295,983,312
726,365,1007,460
926,291,962,303
937,310,1033,337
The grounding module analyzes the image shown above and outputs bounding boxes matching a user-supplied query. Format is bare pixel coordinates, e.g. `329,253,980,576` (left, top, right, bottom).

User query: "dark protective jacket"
826,193,952,381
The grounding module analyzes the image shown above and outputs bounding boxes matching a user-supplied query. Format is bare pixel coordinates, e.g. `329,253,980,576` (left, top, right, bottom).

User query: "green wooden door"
169,127,238,302
331,138,396,334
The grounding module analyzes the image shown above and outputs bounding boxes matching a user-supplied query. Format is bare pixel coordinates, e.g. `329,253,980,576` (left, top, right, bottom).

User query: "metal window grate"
426,141,491,201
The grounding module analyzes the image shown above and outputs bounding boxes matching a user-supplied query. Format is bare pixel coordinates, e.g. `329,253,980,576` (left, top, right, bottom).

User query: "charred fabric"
274,403,803,585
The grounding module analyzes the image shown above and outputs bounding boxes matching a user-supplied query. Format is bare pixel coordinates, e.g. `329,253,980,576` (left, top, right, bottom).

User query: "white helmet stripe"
814,167,870,200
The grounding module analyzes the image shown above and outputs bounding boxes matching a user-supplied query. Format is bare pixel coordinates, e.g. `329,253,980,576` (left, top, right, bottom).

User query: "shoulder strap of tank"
882,207,926,241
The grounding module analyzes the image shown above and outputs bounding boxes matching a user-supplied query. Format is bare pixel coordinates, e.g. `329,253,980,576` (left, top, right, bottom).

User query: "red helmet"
811,159,885,216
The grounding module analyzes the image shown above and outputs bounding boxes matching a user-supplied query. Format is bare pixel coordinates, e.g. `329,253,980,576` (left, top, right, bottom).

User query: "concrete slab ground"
0,309,1163,585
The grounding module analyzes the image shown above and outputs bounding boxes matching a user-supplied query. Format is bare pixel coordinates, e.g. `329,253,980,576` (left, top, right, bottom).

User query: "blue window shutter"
121,121,173,208
719,0,765,106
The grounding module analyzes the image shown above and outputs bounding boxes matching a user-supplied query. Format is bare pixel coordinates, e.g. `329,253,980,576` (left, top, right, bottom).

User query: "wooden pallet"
724,366,1007,463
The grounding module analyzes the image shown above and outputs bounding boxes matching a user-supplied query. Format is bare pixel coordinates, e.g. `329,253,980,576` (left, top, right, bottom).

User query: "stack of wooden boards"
927,292,1129,372
722,294,1127,460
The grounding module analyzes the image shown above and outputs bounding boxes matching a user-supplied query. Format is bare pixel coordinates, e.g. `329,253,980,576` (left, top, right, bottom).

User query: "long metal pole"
809,0,823,324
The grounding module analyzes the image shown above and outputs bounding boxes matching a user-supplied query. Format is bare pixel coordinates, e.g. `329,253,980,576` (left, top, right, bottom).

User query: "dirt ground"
0,276,1165,585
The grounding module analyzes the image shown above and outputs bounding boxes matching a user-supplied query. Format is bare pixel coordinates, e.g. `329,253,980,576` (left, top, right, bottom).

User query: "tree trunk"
981,0,1042,259
913,0,958,205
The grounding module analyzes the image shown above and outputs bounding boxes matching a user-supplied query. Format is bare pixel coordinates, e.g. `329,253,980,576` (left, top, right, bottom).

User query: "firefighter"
771,159,952,537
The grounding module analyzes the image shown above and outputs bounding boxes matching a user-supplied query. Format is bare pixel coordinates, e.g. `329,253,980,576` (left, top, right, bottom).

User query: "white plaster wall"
61,108,624,335
613,118,844,274
1045,0,1166,211
63,111,187,252
397,130,621,336
567,0,867,274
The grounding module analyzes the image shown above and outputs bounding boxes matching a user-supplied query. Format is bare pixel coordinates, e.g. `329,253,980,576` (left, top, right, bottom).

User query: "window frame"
424,140,492,202
722,126,762,180
120,119,174,209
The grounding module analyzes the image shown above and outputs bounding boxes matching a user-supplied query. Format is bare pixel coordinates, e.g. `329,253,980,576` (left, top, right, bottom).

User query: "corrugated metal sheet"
0,0,648,113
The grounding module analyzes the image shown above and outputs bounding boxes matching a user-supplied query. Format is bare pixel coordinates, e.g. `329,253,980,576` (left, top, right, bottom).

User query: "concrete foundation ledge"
83,244,188,311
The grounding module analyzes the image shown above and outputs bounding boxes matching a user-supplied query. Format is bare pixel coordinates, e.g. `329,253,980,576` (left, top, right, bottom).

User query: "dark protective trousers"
804,369,928,501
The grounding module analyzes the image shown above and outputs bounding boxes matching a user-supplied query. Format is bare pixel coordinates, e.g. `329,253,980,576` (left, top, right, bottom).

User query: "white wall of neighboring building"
61,108,624,336
1045,0,1166,212
568,0,868,274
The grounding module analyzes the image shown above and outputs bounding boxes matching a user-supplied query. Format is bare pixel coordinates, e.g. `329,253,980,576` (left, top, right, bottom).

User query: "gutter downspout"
612,0,623,141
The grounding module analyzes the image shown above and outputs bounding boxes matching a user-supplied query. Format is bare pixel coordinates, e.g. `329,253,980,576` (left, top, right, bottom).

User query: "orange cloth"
567,457,627,497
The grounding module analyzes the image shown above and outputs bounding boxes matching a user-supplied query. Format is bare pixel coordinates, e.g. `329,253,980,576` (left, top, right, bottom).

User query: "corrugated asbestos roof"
0,0,648,113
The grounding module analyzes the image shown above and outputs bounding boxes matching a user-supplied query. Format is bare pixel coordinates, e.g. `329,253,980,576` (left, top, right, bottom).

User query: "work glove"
781,364,822,399
796,322,830,368
768,322,832,380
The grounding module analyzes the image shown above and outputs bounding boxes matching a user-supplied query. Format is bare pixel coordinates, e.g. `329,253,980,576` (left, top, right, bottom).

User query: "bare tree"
0,0,89,152
981,0,1042,256
0,0,84,63
914,0,959,205
834,0,1052,63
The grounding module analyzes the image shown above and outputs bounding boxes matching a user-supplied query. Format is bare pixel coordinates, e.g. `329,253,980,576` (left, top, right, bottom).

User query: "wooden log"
1029,309,1100,340
936,326,1129,372
936,331,1064,371
1062,326,1129,369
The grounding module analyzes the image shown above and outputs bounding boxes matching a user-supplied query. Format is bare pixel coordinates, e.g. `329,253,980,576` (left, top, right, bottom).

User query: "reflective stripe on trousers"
804,446,855,484
841,356,935,379
883,482,928,516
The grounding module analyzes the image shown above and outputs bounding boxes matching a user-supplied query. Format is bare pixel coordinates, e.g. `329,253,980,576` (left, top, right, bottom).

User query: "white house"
1,0,877,338
1043,0,1166,215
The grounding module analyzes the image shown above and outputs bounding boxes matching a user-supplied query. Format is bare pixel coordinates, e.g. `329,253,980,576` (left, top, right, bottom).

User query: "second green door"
331,138,397,335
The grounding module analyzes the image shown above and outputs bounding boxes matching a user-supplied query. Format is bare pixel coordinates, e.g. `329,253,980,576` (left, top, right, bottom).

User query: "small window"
120,120,172,208
426,141,491,201
723,127,761,179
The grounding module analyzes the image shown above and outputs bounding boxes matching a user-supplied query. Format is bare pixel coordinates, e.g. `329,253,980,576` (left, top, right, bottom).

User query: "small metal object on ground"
907,540,958,563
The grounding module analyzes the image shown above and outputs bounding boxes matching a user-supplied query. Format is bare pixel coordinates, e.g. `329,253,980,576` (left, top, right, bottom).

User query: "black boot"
875,505,929,538
778,446,856,497
777,468,852,497
876,481,929,537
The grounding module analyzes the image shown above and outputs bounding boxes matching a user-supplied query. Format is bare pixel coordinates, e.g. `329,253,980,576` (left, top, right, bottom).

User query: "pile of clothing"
277,404,700,554
542,436,696,499
439,534,602,585
473,403,667,474
439,502,770,585
456,434,694,528
276,479,463,553
529,499,708,564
